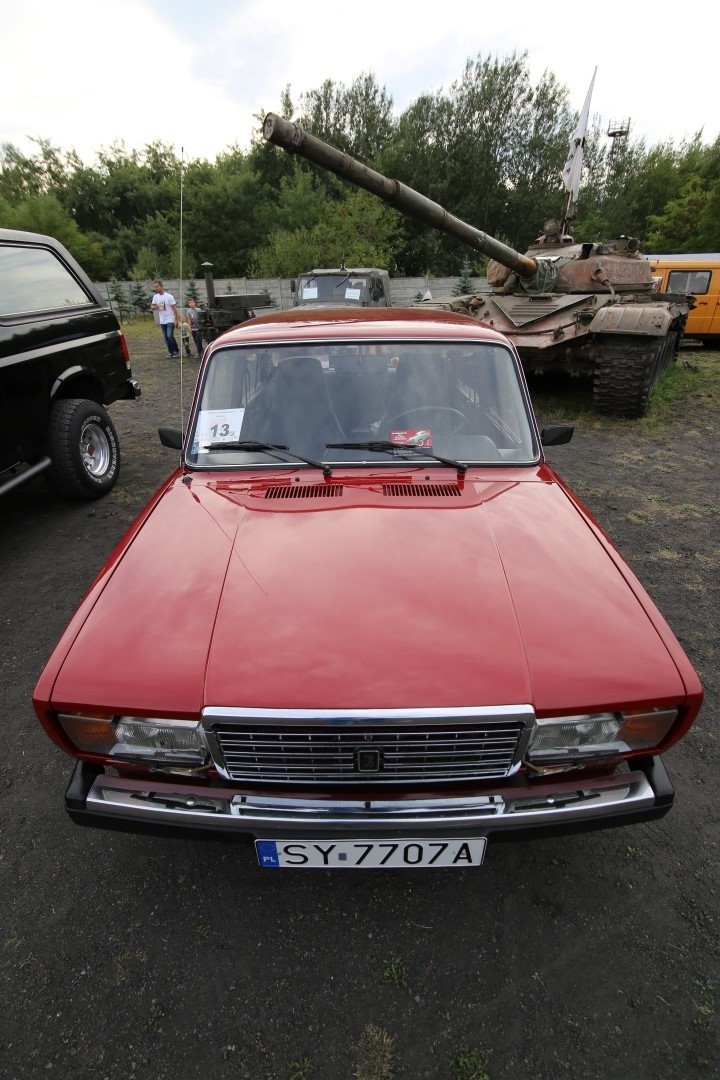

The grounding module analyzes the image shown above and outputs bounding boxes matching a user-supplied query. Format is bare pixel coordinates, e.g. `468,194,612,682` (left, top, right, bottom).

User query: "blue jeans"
161,322,179,356
191,329,203,357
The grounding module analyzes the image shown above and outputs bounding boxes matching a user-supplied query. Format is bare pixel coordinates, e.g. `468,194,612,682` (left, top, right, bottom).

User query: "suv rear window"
0,244,93,316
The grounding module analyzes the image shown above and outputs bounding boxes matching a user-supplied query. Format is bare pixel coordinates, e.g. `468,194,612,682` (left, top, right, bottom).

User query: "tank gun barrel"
262,113,538,280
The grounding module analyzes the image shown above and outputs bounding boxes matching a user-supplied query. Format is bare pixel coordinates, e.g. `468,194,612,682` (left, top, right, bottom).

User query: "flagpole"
561,69,596,236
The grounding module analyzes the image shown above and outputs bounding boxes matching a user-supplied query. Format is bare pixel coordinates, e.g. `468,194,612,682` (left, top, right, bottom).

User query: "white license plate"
255,837,487,869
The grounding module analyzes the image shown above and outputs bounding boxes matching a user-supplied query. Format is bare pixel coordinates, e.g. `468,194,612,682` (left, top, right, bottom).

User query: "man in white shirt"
151,280,180,358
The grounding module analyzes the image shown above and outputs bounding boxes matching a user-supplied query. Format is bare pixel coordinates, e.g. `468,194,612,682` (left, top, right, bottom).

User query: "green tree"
452,259,476,295
184,279,200,302
298,72,395,163
106,278,130,322
131,245,166,280
0,193,110,278
129,280,150,316
250,188,400,276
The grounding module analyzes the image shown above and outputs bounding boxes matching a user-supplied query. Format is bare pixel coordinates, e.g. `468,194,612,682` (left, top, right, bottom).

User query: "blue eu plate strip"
256,840,280,867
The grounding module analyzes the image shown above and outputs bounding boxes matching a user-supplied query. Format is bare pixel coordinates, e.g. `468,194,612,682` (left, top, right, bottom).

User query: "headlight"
526,708,678,765
57,714,208,766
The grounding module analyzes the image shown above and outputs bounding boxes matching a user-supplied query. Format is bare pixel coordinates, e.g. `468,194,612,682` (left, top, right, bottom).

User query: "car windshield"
188,340,538,468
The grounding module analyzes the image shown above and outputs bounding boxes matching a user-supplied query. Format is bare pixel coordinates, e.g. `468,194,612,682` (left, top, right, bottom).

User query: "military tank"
262,112,691,418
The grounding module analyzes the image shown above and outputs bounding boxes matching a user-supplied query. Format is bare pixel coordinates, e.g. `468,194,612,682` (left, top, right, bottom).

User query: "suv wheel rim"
80,421,111,477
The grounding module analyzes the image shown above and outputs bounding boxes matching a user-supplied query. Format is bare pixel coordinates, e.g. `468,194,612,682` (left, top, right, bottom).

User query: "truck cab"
291,268,391,308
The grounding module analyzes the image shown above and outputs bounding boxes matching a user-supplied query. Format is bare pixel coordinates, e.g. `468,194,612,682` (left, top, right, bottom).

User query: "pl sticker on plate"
195,408,245,450
389,429,433,448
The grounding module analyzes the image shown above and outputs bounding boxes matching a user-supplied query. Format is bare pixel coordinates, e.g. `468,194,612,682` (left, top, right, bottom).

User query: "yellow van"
647,254,720,346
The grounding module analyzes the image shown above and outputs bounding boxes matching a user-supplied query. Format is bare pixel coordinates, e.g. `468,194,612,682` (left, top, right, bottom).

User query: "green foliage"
251,188,399,276
0,192,110,278
131,245,166,280
451,1040,490,1080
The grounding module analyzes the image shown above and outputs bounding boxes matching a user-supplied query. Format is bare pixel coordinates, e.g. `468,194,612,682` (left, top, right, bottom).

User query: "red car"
33,308,703,869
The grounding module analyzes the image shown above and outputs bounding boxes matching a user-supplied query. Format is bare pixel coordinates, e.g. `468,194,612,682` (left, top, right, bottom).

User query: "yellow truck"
648,254,720,346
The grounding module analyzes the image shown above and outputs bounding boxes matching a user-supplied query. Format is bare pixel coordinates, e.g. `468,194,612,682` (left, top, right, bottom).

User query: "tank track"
592,333,677,418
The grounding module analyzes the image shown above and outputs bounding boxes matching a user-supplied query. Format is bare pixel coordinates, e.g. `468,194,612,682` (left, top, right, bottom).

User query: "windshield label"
390,429,433,448
301,285,318,299
345,287,362,300
195,408,245,450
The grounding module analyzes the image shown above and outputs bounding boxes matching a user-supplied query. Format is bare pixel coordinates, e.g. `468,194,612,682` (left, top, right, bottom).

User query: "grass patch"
288,1057,314,1080
353,1025,395,1080
624,510,652,526
645,349,719,426
451,1041,491,1080
381,958,407,988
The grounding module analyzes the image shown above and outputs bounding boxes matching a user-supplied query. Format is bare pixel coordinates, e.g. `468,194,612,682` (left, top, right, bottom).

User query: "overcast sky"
3,0,717,167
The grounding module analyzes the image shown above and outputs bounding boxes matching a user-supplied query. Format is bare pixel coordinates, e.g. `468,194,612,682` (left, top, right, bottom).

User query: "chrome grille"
211,719,525,785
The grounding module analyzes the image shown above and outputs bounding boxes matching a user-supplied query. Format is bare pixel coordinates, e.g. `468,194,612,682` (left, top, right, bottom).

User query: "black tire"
48,398,120,500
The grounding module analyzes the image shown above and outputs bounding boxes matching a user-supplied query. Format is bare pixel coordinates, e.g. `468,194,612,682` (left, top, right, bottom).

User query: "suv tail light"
117,330,131,367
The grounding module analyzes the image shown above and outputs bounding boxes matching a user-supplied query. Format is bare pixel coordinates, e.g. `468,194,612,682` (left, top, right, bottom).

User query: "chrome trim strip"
0,330,116,370
203,705,535,724
84,768,655,833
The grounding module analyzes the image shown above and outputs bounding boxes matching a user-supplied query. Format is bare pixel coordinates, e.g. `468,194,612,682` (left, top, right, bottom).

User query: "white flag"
562,69,596,204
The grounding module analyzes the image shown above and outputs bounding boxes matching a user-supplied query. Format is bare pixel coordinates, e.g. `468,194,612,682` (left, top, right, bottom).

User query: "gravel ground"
0,321,717,1080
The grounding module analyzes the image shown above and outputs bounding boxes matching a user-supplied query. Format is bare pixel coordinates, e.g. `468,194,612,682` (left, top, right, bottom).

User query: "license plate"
255,837,486,869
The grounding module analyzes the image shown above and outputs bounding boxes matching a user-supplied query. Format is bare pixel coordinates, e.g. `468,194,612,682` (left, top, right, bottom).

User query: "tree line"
2,52,718,283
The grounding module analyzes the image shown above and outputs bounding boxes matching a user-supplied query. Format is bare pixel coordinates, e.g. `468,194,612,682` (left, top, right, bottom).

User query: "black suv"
0,228,140,501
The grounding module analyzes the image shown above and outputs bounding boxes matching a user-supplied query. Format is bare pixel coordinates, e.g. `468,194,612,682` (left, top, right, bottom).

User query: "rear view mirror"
541,425,574,446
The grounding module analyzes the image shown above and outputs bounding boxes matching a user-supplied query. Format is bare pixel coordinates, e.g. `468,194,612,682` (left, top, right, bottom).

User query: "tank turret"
263,112,691,418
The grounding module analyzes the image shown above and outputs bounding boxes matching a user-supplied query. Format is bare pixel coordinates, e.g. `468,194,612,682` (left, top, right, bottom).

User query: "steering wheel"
387,407,469,437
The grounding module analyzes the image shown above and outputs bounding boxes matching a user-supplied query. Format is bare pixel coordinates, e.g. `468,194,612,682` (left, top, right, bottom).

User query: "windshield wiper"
202,440,332,477
333,274,350,290
326,440,467,475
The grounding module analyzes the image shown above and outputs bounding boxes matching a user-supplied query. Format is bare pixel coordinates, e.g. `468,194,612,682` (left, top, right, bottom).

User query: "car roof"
0,227,65,246
216,306,511,347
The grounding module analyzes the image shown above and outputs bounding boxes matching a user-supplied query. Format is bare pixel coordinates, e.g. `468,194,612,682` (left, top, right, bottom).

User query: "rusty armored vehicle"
263,112,691,418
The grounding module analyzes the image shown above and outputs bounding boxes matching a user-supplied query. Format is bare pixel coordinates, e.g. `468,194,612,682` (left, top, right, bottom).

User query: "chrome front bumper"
65,756,674,841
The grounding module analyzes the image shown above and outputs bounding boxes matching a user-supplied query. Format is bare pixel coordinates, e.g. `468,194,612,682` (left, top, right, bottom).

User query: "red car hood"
48,470,688,716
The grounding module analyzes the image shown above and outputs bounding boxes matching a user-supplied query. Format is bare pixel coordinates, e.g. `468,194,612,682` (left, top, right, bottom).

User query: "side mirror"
158,427,183,450
290,279,296,294
540,424,574,446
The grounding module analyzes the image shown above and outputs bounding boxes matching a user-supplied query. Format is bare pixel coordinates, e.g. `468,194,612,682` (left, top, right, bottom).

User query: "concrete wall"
100,276,488,316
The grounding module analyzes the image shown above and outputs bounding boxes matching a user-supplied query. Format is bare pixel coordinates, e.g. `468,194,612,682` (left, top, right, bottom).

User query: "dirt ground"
0,320,718,1080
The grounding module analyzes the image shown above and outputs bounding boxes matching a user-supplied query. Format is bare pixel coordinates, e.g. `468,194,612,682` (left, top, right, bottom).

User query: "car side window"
0,244,93,316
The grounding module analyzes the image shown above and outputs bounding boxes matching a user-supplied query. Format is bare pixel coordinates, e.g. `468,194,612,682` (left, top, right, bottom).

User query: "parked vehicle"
291,267,392,308
647,254,720,347
33,307,703,868
0,228,140,500
263,113,691,419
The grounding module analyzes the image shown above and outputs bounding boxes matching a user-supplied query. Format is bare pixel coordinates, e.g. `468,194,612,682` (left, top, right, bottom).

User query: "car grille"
211,719,525,785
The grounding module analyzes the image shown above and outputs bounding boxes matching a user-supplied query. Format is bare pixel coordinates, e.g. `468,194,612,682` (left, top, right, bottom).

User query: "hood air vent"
382,483,462,498
265,484,344,499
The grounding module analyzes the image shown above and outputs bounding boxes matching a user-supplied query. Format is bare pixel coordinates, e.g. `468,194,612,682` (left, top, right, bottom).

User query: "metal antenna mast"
179,146,184,438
